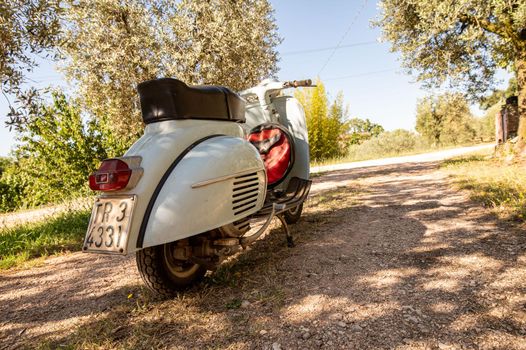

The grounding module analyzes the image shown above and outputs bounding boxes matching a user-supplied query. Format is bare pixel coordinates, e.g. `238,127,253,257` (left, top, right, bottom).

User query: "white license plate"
83,195,136,254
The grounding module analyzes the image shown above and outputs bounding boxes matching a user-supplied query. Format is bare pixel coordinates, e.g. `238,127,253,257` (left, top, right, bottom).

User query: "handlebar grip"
284,79,312,88
295,79,312,87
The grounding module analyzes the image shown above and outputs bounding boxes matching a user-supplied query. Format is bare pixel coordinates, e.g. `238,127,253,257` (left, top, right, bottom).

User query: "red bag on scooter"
248,124,294,186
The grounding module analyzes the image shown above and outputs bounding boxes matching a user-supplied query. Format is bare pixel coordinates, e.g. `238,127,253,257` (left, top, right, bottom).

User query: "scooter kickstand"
276,214,294,248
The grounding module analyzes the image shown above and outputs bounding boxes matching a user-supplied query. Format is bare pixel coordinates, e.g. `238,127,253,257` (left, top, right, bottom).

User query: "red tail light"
89,159,132,191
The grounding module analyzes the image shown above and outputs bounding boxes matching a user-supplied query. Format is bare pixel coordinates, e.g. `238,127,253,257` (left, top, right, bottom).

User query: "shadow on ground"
1,162,525,349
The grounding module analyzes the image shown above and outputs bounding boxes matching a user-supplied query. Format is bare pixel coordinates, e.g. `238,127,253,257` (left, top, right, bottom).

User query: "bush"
0,91,110,211
347,129,429,160
0,169,27,212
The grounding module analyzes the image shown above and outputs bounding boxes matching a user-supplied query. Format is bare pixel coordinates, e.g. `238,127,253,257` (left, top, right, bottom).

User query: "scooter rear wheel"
284,203,304,224
136,243,206,297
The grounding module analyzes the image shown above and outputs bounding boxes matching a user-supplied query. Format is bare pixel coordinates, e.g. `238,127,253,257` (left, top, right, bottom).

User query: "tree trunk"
516,54,526,152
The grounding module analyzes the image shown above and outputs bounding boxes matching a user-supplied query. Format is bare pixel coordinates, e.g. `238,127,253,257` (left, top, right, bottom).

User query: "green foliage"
0,209,90,269
60,0,281,142
345,118,384,145
347,129,429,161
375,1,526,141
0,91,108,211
375,1,526,98
479,78,518,110
0,158,11,175
0,168,26,212
295,81,348,160
416,93,477,146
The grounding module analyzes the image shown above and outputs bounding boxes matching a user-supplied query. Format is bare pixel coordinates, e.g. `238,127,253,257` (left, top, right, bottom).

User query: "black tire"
136,242,206,297
284,203,303,224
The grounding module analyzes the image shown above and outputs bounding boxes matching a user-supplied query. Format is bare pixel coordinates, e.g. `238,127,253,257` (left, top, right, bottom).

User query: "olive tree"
0,0,60,93
60,0,160,149
375,1,526,146
416,93,476,146
3,0,280,148
60,0,280,145
0,0,61,125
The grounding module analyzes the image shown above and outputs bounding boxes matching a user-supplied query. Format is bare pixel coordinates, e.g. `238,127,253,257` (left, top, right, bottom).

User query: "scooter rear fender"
105,119,266,254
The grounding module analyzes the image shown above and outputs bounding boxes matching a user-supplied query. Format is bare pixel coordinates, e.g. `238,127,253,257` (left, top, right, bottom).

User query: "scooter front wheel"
284,203,304,224
136,243,206,297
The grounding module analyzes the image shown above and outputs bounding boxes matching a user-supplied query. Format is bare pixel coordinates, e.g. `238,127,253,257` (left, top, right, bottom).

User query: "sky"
273,0,426,129
0,0,511,156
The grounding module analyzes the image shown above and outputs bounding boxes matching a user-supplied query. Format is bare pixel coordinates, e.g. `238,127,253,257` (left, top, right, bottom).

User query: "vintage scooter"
83,78,312,296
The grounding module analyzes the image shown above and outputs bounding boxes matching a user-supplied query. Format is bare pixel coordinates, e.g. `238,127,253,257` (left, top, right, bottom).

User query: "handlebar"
283,79,313,88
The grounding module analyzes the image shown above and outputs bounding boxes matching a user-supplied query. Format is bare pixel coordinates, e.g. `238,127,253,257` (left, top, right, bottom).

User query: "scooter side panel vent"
232,172,262,216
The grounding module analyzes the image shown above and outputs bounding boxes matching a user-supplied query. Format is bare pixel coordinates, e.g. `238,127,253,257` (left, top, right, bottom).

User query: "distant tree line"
294,80,387,161
295,80,505,164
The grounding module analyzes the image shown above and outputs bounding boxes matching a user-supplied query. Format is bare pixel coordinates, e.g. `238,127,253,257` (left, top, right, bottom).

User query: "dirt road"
1,161,525,349
311,144,495,174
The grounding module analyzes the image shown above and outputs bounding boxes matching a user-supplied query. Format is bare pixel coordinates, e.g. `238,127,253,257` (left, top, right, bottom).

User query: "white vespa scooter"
83,78,312,296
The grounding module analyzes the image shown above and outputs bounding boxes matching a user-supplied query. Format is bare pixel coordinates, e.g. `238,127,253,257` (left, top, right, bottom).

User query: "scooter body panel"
241,82,310,191
271,96,310,187
107,119,265,254
140,136,266,249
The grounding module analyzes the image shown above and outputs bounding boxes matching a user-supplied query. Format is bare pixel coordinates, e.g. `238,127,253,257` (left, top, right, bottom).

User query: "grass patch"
442,155,526,222
225,298,242,309
0,209,90,269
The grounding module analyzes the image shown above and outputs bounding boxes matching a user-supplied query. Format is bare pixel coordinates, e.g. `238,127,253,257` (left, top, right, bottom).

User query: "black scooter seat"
137,78,245,124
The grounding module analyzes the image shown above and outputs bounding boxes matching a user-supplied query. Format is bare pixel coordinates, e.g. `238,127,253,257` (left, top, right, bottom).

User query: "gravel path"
1,161,525,349
310,144,494,174
0,197,92,229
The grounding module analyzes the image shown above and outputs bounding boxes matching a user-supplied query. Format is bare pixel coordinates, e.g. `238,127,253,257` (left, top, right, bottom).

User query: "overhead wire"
281,40,378,56
317,0,369,76
324,68,397,81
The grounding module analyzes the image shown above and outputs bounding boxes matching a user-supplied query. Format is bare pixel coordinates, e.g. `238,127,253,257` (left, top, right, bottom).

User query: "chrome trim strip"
191,167,262,189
